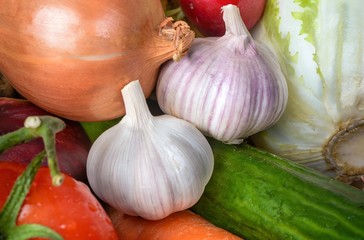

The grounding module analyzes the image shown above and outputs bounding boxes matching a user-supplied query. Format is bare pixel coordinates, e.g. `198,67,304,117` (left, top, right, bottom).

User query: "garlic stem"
222,4,250,37
0,150,63,240
121,80,153,126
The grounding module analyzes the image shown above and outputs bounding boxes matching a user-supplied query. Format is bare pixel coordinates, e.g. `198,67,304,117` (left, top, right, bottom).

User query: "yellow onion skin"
0,1,194,121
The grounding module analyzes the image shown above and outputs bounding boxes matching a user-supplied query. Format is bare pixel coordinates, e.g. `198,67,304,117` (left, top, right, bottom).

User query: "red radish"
179,0,266,36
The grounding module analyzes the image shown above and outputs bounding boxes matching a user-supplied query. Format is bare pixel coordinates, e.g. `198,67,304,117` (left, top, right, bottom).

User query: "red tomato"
0,162,118,240
179,0,266,36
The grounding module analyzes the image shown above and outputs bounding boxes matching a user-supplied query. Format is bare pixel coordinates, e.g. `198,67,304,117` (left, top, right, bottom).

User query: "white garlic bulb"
156,4,288,144
86,80,214,220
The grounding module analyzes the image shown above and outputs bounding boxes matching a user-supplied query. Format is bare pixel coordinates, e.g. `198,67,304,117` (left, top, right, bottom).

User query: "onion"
0,1,194,121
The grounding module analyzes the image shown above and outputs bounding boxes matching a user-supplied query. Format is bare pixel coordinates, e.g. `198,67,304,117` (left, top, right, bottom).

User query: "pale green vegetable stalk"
251,0,364,186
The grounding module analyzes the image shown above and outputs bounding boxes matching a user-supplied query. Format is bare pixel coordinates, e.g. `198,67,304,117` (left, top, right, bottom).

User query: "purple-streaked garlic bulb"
156,4,288,144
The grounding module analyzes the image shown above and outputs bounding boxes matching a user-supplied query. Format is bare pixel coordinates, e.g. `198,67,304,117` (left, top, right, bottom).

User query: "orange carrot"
107,208,242,240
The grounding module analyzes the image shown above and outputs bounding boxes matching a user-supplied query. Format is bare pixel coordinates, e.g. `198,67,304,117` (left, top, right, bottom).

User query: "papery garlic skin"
251,0,364,184
156,5,288,144
86,80,214,220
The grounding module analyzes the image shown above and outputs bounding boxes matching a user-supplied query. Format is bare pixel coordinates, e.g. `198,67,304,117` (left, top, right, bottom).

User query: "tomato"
0,162,118,240
179,0,266,36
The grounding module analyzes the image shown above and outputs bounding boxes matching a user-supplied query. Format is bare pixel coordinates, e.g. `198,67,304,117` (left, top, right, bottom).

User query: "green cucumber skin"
192,139,364,240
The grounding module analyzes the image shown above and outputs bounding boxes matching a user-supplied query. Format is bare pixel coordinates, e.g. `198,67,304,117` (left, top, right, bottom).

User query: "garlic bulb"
251,0,364,186
156,4,288,144
86,80,214,220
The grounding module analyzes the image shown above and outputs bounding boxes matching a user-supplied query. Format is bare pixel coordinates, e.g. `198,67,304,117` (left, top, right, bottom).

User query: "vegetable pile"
1,0,364,239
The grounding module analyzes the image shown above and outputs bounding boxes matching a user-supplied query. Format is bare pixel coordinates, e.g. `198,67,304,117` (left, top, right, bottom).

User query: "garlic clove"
86,80,214,220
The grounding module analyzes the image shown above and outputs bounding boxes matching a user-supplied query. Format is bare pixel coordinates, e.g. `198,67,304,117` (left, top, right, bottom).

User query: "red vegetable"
0,97,91,182
179,0,266,36
0,162,118,240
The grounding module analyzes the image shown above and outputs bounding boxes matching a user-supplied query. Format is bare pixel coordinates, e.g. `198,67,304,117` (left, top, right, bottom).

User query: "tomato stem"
0,151,63,240
0,127,36,153
0,152,44,227
0,115,66,240
0,116,65,186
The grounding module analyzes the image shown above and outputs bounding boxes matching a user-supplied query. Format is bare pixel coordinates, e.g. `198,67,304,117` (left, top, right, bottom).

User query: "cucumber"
191,138,364,240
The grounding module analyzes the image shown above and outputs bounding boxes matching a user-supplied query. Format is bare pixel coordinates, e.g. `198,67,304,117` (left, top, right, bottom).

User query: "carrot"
107,208,242,240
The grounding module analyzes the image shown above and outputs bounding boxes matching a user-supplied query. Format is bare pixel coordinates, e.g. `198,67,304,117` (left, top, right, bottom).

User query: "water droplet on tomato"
87,202,98,212
104,216,112,224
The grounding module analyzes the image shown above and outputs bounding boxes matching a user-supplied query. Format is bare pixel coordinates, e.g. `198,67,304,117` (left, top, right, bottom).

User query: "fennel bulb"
251,0,364,186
